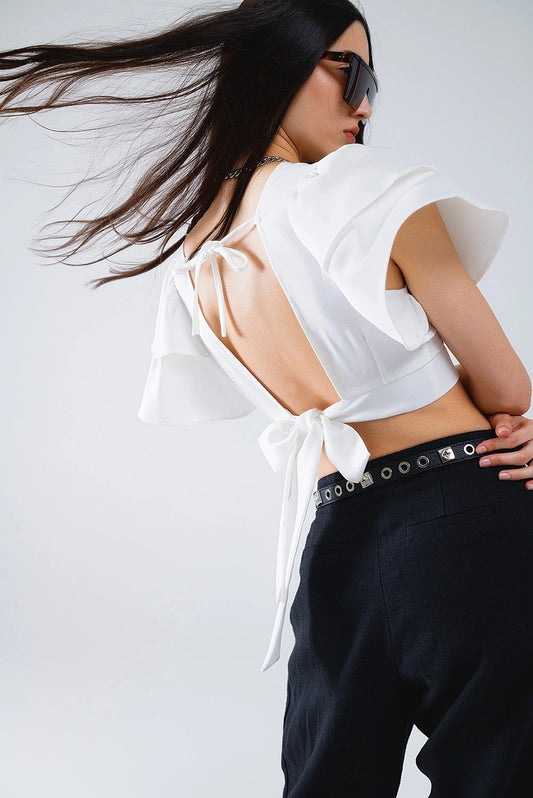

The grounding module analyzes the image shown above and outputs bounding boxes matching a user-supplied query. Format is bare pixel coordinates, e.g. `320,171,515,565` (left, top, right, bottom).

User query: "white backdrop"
1,1,532,796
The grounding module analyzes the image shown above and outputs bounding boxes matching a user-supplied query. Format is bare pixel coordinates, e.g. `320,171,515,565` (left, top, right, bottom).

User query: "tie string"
258,407,371,670
172,240,250,337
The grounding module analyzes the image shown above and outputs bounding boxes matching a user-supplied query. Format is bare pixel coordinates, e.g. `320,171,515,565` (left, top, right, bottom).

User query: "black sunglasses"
321,50,378,109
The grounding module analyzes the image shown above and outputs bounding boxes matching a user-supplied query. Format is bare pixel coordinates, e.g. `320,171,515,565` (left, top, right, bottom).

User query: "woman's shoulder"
281,142,508,314
281,143,445,261
285,142,434,179
283,143,440,198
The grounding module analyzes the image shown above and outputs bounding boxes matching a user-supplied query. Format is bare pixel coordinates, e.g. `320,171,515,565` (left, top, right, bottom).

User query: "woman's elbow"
512,391,532,416
498,397,531,416
517,372,532,414
492,374,532,416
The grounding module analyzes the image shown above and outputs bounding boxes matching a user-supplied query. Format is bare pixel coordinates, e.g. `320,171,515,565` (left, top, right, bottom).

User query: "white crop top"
138,143,508,671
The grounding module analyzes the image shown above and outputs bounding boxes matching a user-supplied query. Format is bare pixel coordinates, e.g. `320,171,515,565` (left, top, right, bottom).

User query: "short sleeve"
287,144,509,350
138,264,255,425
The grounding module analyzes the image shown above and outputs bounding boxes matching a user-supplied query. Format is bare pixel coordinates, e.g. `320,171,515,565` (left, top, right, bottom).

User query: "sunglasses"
321,50,378,109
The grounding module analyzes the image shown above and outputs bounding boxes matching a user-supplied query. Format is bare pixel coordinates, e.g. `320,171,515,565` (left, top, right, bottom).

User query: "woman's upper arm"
390,202,531,415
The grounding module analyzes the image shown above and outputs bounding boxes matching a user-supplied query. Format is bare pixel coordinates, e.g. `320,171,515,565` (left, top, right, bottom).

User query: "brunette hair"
0,0,375,287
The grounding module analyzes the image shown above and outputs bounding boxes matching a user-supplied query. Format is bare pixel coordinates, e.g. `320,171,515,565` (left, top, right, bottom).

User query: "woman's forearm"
455,364,477,405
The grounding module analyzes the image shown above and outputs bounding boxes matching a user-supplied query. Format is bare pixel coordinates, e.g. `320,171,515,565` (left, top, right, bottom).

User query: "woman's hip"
312,427,531,544
300,426,533,674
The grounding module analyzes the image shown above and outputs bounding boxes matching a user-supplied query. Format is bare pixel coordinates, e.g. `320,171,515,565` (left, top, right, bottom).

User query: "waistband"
314,428,496,507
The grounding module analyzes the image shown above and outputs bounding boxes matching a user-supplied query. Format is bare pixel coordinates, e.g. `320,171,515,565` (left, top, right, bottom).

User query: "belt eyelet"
398,461,411,474
381,467,392,480
416,455,430,468
346,481,355,492
463,443,476,455
334,484,343,497
324,489,332,500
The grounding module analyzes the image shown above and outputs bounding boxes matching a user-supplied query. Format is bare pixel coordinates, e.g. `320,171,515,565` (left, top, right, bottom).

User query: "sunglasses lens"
345,56,377,108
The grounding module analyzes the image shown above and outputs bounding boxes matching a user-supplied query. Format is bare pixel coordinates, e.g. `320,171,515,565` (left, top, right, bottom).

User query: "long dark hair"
0,0,374,288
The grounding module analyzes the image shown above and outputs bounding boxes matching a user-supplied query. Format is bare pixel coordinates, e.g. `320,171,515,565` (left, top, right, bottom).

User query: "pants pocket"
405,503,496,539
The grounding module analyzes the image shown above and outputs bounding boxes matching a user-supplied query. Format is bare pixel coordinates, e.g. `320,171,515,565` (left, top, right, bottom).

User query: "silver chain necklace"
224,155,290,180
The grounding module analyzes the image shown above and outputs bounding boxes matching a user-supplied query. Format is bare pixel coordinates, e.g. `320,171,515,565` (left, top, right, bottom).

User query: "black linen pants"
281,430,533,797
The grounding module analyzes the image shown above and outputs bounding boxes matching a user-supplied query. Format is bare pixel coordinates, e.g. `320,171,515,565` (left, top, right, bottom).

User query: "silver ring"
463,443,476,456
334,484,343,496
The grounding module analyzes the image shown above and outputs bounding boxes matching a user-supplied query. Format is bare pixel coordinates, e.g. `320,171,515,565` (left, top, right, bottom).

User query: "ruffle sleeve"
287,144,509,350
137,264,255,425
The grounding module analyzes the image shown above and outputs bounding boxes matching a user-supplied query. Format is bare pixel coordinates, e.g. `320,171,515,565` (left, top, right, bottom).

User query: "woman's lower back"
317,380,492,479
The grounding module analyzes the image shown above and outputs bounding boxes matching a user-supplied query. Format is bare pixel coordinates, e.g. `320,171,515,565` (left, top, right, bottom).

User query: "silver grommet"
381,467,393,480
334,484,343,497
324,489,332,500
346,481,355,492
464,443,476,456
417,455,430,469
398,461,411,474
438,446,455,462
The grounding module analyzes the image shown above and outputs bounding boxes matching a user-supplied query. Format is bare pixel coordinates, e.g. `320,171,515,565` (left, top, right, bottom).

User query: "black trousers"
281,430,533,797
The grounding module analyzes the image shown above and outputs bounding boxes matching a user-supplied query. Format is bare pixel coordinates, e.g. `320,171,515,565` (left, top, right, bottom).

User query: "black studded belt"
313,434,489,509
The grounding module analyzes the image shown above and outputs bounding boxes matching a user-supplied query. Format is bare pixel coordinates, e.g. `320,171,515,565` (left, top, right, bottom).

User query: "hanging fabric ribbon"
258,407,371,671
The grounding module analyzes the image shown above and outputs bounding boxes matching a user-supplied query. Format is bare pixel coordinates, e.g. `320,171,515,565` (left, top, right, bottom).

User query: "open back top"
138,143,508,670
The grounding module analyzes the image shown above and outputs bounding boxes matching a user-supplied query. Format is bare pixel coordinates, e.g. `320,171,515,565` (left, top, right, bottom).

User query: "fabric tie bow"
257,407,371,671
172,241,250,337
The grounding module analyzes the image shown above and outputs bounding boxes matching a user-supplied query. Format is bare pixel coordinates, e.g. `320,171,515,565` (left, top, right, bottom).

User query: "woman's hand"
476,413,533,489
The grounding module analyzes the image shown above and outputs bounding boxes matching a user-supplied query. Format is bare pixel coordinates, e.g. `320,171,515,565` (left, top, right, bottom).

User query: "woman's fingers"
479,448,533,468
477,415,533,453
495,464,533,489
476,434,525,454
485,412,516,437
477,413,533,489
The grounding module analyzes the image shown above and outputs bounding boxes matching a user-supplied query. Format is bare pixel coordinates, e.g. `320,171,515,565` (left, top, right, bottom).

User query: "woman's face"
279,21,373,163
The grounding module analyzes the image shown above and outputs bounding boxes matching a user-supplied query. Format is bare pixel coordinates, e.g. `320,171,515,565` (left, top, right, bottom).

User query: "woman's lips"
343,131,356,143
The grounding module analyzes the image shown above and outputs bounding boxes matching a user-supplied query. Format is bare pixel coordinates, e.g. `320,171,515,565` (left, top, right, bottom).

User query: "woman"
1,1,532,794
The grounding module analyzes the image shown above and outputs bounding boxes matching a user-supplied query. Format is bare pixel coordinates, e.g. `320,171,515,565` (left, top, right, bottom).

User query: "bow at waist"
257,407,370,671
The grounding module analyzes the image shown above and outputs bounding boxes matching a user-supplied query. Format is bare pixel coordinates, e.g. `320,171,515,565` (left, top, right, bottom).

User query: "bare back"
183,164,491,478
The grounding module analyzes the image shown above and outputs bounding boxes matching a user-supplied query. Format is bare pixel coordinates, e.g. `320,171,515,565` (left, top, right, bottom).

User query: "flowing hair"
0,0,375,288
